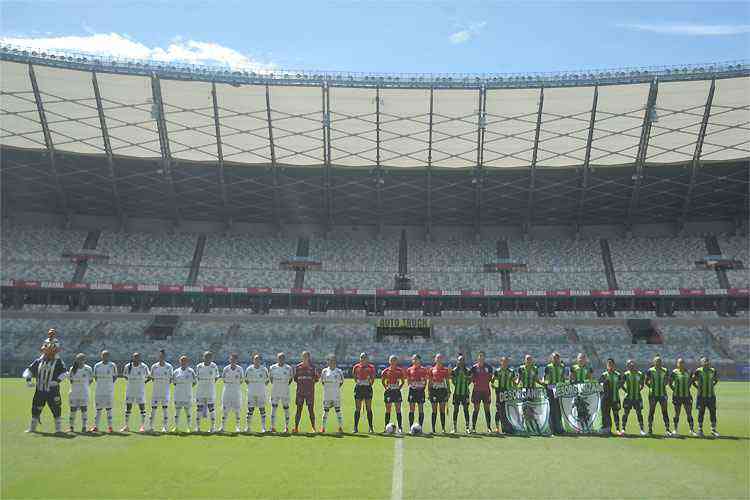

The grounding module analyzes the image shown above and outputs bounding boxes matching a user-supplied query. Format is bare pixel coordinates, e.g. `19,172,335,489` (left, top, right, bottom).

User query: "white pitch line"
391,438,404,500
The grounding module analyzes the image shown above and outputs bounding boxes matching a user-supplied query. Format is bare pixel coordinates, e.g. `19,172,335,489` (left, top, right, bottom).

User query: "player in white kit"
172,356,197,433
91,350,117,433
122,352,151,432
269,352,294,433
195,351,219,433
67,353,93,433
245,353,269,433
320,354,345,433
147,349,173,432
219,353,244,433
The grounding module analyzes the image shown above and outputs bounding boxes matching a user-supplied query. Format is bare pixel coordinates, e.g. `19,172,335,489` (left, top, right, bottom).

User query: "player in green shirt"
543,352,566,434
570,353,593,383
645,356,672,436
451,354,472,434
670,358,696,436
516,354,541,389
620,359,646,435
599,358,622,435
492,356,515,434
692,356,719,437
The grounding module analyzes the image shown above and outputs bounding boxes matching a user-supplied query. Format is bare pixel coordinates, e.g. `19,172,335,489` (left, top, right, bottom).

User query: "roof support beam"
321,83,333,232
576,85,599,230
473,86,487,238
265,84,282,232
150,74,181,225
92,72,125,228
425,87,434,239
210,82,231,227
525,87,544,231
626,78,659,225
680,79,715,224
375,86,383,234
28,64,70,218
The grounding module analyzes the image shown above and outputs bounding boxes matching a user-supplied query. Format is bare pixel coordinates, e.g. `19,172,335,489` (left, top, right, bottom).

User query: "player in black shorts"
427,354,451,434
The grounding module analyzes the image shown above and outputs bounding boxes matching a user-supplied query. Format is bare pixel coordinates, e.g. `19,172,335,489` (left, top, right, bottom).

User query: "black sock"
495,411,501,428
354,410,360,430
484,409,492,430
418,410,424,427
452,406,459,428
431,411,437,432
471,408,480,429
366,409,373,430
463,405,470,427
440,411,446,431
396,412,402,430
385,412,390,427
408,411,414,428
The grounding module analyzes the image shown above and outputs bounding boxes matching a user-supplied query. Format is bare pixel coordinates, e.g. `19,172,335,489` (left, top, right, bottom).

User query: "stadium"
1,41,749,499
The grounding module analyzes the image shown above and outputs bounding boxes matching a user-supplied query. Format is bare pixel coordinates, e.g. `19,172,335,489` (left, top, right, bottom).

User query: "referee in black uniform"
24,346,67,433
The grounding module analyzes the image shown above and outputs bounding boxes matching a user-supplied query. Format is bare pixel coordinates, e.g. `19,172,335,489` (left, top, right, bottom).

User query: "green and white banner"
498,388,551,436
553,382,604,434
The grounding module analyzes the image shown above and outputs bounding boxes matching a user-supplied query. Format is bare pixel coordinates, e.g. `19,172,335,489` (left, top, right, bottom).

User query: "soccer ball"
385,423,396,434
410,423,422,435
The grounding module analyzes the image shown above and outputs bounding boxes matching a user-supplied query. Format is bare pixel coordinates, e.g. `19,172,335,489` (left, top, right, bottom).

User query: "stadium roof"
1,49,748,229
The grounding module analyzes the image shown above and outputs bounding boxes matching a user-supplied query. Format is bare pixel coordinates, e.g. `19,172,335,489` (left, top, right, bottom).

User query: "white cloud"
0,33,275,71
449,21,487,44
620,23,750,36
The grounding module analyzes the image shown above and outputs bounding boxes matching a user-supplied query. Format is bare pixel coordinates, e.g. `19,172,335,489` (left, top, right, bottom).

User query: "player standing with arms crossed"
320,354,345,433
381,355,406,433
406,354,429,431
693,356,719,437
220,353,244,433
427,353,451,434
147,349,173,432
91,350,117,433
492,356,515,434
645,356,672,436
470,351,493,434
269,352,294,433
122,352,150,433
670,357,696,436
451,354,472,434
352,352,376,433
67,353,93,433
245,353,269,433
620,359,646,436
293,351,319,433
195,351,219,433
172,356,196,433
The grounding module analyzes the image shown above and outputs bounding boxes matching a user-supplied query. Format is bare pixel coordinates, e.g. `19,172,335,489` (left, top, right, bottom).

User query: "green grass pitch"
1,379,748,499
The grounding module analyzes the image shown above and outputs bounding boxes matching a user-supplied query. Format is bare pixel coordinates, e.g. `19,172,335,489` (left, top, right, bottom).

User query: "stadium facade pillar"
576,85,599,230
150,74,181,226
28,64,70,218
321,83,334,232
375,86,384,235
525,87,544,232
265,84,283,232
210,82,231,228
680,79,716,225
91,72,125,228
425,87,434,240
626,78,659,225
473,86,487,239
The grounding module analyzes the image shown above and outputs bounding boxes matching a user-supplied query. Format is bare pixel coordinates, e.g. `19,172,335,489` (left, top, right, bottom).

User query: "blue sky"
1,1,748,74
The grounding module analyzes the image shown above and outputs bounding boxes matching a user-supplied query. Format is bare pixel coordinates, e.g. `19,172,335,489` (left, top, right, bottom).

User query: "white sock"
284,407,290,427
247,408,254,430
95,409,102,428
81,410,88,429
260,410,266,430
106,409,113,427
322,408,329,429
54,417,62,432
29,417,39,431
70,409,77,429
336,409,343,428
162,408,169,428
271,405,277,428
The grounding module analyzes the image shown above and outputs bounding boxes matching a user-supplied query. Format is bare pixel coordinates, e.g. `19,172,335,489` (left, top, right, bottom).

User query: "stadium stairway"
186,235,206,286
705,235,730,289
294,237,309,288
600,239,618,289
72,230,101,283
498,240,511,291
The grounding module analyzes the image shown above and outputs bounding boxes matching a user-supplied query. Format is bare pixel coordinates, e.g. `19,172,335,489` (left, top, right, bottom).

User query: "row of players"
25,345,720,437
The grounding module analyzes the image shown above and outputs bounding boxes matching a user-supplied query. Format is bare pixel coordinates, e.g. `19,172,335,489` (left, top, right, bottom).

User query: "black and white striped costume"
27,355,67,420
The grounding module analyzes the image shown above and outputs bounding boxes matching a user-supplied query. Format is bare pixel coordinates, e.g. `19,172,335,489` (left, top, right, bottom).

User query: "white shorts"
247,393,267,408
323,398,341,410
196,397,215,406
195,386,215,402
151,386,170,406
95,393,114,409
125,391,146,405
174,400,192,409
69,396,89,408
222,391,242,410
271,395,290,406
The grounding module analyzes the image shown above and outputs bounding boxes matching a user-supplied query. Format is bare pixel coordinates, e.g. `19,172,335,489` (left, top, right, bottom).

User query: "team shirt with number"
269,363,294,401
570,363,593,383
671,369,692,398
150,362,174,404
452,366,472,396
294,363,318,399
406,365,429,389
195,362,219,402
222,364,245,408
517,365,539,389
69,364,93,404
621,370,644,400
429,365,452,389
493,367,515,392
382,366,406,389
245,365,269,397
646,366,669,398
693,366,718,397
599,370,622,403
471,363,493,393
93,361,117,397
352,362,376,386
544,363,566,385
320,367,345,403
123,362,150,401
172,367,196,405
